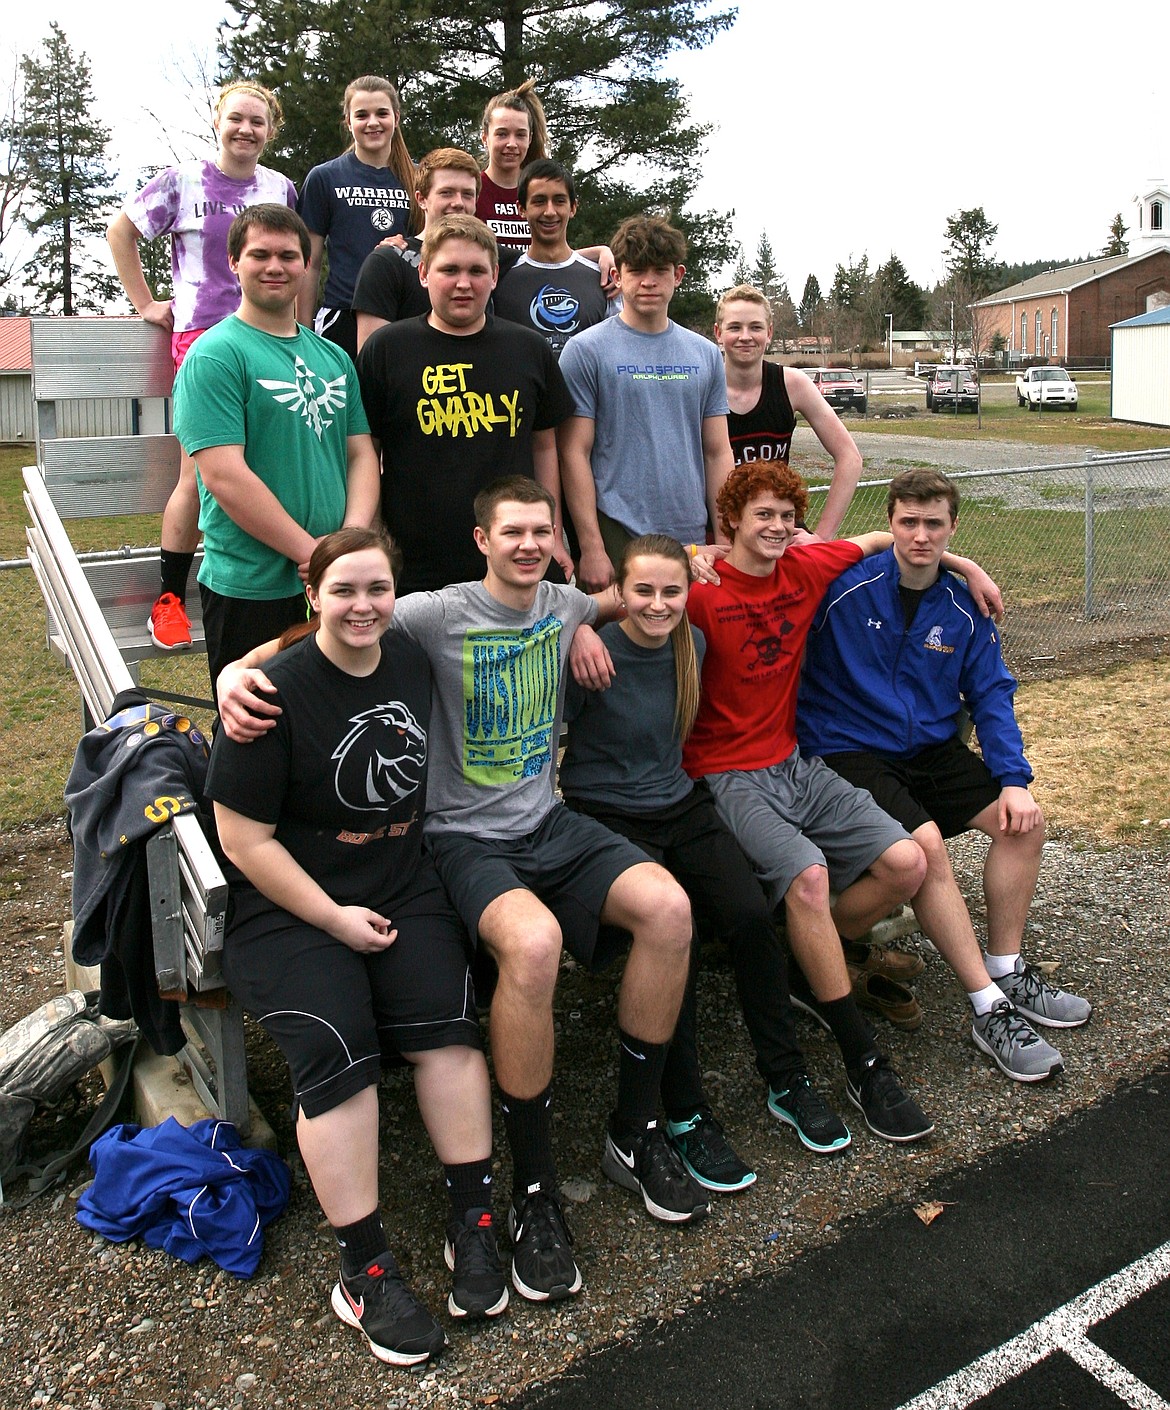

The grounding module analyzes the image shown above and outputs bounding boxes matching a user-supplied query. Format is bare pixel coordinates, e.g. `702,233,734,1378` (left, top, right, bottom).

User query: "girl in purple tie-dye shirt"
107,81,296,651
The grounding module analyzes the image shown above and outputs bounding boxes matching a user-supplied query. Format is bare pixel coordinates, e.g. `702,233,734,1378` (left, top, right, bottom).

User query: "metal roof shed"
1111,305,1170,427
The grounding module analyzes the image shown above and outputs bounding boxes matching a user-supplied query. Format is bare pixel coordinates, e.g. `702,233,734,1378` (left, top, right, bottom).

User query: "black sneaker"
768,1075,852,1154
507,1187,583,1303
331,1252,446,1366
845,1051,935,1144
444,1212,509,1319
666,1108,757,1192
601,1117,710,1223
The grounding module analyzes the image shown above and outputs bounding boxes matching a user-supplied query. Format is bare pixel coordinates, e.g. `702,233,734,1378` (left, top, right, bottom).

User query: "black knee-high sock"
822,995,877,1072
159,549,195,602
499,1085,556,1201
614,1028,670,1135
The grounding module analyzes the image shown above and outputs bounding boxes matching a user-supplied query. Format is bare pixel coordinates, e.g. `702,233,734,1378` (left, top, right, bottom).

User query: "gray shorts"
426,805,649,967
706,747,911,911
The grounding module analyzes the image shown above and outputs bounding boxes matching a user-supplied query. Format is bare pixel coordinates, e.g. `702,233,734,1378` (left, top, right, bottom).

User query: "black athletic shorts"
222,868,479,1119
426,805,648,969
820,735,1003,840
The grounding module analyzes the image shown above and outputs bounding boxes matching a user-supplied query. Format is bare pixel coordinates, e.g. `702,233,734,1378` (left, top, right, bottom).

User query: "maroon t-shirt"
476,173,529,249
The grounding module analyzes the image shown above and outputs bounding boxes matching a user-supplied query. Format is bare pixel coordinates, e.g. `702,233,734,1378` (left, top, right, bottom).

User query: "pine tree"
1102,213,1128,258
20,24,120,314
218,0,737,324
751,231,784,302
942,206,999,299
829,253,870,309
0,58,28,298
873,253,926,330
798,273,823,331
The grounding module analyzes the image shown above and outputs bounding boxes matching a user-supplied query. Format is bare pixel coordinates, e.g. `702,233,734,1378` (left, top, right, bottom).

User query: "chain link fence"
3,449,1168,829
811,448,1170,679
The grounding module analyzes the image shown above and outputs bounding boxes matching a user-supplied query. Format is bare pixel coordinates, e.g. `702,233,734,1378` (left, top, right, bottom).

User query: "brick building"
972,184,1170,363
973,249,1170,362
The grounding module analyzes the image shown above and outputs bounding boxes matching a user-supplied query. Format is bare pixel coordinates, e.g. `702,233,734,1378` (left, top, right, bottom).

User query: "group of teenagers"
105,73,1091,1371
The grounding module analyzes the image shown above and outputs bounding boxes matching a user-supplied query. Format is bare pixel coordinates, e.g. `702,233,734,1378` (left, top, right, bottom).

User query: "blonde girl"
560,534,852,1189
107,80,295,652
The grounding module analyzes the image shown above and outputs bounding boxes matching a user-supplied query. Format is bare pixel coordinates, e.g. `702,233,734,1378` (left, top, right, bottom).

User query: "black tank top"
727,361,796,466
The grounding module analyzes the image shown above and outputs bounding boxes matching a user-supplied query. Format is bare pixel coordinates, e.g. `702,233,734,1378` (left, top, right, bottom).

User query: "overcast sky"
8,0,1169,297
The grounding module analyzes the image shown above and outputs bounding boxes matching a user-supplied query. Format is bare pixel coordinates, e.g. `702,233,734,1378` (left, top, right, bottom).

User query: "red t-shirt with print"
683,540,864,777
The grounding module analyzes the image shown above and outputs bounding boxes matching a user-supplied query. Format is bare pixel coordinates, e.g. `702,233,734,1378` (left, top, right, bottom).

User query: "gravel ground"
2,821,1168,1409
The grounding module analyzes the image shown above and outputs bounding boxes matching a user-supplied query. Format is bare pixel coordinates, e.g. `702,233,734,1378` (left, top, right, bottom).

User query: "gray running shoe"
972,1000,1063,1082
994,959,1092,1028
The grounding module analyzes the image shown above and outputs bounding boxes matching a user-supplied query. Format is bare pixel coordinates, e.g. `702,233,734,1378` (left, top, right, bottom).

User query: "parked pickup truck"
1016,366,1078,411
804,367,867,414
926,365,980,413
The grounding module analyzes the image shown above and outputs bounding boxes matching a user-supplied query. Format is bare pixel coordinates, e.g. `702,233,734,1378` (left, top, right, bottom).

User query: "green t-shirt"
173,315,370,600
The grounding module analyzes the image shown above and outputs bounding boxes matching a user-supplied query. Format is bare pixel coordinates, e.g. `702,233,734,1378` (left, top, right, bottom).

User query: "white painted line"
1062,1331,1167,1409
895,1237,1170,1410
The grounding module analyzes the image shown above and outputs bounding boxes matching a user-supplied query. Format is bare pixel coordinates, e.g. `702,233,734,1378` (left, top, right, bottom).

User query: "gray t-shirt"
560,621,706,814
558,317,729,544
393,580,598,839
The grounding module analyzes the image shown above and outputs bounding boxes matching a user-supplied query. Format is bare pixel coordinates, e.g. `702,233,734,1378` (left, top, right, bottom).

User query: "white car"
1016,366,1078,411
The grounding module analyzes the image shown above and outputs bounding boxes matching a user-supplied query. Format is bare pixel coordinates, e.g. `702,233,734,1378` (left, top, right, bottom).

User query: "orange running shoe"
148,592,192,650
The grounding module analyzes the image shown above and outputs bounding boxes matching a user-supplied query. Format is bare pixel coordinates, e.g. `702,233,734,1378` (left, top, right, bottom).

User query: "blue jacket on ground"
77,1118,290,1278
796,547,1032,789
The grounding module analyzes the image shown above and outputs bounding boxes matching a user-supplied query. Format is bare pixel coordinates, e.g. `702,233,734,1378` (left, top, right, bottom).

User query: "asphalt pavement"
516,1065,1170,1410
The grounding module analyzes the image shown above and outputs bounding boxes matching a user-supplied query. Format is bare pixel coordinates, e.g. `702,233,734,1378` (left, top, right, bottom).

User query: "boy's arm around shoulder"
845,530,893,557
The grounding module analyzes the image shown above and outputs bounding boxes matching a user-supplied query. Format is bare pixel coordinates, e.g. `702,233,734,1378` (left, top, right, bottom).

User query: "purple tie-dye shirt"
123,159,297,332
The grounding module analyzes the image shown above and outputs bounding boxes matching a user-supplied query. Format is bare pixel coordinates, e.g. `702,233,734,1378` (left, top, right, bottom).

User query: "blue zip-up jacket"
796,548,1031,788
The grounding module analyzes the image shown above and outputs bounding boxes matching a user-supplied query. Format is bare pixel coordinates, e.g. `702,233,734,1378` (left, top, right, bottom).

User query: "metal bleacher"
22,316,251,1135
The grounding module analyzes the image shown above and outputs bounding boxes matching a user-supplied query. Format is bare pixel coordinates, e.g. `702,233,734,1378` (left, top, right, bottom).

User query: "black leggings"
566,782,807,1108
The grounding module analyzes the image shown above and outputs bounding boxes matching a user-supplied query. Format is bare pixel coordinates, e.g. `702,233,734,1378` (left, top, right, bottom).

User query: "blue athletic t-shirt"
297,151,412,307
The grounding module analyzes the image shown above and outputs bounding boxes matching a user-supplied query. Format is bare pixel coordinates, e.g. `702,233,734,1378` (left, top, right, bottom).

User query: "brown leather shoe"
843,940,925,983
846,969,924,1031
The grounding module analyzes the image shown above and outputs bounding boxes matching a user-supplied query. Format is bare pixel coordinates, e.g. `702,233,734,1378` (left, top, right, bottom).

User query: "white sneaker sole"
601,1134,709,1222
971,1025,1064,1082
329,1282,443,1366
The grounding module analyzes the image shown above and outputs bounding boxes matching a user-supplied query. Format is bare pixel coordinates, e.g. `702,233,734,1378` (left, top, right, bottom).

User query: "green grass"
861,374,1170,452
0,445,211,825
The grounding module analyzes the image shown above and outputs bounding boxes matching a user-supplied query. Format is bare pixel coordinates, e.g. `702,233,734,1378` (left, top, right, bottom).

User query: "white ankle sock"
968,982,1006,1015
984,952,1020,981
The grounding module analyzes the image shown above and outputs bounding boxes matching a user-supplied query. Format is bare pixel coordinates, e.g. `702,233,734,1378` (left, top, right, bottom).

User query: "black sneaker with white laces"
507,1187,583,1302
601,1116,710,1223
845,1051,935,1144
444,1212,509,1319
331,1252,446,1366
